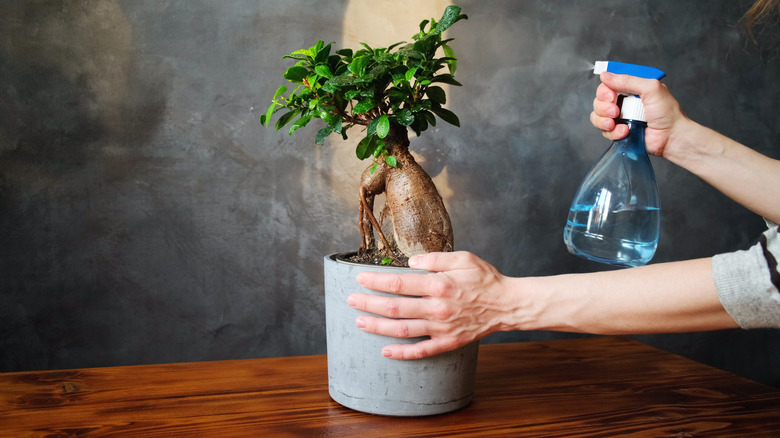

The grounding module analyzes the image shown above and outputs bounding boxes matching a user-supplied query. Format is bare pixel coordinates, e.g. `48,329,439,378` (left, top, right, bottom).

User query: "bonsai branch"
358,186,393,254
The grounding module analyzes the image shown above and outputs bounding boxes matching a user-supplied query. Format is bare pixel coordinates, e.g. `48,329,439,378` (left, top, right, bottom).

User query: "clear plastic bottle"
563,117,660,267
564,61,666,267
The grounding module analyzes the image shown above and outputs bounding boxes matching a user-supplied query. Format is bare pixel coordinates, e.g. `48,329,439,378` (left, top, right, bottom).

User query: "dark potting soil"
344,249,410,267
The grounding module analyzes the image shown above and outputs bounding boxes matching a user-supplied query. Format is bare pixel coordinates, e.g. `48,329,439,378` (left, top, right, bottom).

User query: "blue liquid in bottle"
564,119,660,267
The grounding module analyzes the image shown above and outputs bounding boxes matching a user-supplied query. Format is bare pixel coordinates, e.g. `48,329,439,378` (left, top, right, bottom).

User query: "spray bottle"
563,61,666,267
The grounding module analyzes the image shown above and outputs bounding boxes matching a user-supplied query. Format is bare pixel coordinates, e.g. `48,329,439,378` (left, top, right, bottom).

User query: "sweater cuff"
712,236,780,329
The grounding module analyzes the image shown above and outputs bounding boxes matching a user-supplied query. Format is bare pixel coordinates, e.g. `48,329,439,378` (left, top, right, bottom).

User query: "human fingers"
593,95,620,120
355,314,438,339
599,71,660,97
347,292,430,319
591,109,629,141
355,271,430,297
595,82,617,104
590,105,617,131
379,338,463,360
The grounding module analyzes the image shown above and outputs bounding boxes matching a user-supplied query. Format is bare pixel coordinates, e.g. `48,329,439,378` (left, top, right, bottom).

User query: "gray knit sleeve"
712,222,780,329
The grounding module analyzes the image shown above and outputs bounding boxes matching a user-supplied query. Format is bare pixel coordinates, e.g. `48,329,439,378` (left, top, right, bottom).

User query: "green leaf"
283,66,309,83
355,136,372,160
314,64,333,79
262,101,279,127
310,40,324,58
273,85,288,100
275,110,299,131
405,67,418,82
348,56,371,77
367,117,379,137
372,141,386,158
356,135,385,160
396,108,415,126
327,75,355,88
319,81,337,94
375,115,390,138
420,110,437,126
315,117,343,144
318,106,338,124
426,86,446,104
413,36,436,56
314,43,331,64
411,116,429,136
353,99,374,114
431,107,460,127
398,44,423,60
430,74,462,86
381,257,393,265
288,114,313,135
370,163,378,174
386,88,408,103
315,126,332,145
433,5,468,35
282,49,312,61
387,41,405,52
442,44,457,74
330,117,343,134
385,155,397,167
335,48,353,58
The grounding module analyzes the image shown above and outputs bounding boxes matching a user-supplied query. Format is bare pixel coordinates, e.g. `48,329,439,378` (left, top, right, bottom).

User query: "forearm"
509,258,739,334
665,120,780,223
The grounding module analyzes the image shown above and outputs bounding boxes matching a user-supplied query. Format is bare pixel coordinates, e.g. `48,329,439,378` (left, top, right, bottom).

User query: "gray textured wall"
2,1,779,386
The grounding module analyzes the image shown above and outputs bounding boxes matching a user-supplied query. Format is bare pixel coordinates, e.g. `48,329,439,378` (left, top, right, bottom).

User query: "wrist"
663,118,716,168
502,276,584,333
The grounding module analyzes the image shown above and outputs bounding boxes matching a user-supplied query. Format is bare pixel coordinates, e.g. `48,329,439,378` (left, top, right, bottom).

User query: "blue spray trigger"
593,61,666,80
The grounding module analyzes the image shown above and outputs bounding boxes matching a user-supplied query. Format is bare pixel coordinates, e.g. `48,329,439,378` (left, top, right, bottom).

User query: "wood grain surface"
1,336,779,437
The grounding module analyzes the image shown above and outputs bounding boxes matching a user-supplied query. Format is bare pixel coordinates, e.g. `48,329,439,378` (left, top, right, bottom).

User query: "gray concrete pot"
324,253,480,416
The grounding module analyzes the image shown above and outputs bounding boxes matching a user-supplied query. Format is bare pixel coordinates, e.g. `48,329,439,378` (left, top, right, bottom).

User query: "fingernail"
382,348,392,357
347,295,356,307
356,316,366,329
408,255,421,268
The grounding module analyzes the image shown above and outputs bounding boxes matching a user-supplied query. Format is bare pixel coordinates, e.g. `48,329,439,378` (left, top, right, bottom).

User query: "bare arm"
521,257,737,335
350,252,738,360
663,121,780,224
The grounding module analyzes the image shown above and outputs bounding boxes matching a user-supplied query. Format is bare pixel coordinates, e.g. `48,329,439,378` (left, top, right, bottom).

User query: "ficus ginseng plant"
261,5,467,266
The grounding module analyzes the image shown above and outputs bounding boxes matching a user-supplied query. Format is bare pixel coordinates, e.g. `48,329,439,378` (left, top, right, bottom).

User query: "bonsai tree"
261,5,468,266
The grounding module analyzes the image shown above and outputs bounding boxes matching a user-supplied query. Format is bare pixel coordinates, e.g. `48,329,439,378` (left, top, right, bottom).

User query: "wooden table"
2,336,779,437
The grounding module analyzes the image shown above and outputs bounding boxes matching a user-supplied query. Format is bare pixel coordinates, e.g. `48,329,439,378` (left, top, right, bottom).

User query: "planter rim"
327,251,418,270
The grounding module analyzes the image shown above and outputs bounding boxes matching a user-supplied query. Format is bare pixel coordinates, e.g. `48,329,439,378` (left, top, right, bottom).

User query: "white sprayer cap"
618,94,646,122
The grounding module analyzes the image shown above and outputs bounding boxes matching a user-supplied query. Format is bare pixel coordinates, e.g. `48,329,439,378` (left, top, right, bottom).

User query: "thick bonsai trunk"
358,125,453,265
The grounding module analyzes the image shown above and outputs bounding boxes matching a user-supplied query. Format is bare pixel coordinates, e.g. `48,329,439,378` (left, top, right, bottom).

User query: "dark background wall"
2,0,779,386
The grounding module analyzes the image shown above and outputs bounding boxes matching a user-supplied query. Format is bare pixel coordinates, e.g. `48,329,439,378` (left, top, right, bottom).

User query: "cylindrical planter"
324,253,480,416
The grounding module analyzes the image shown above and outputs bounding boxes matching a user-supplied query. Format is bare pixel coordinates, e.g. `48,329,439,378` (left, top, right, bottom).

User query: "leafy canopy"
260,5,467,168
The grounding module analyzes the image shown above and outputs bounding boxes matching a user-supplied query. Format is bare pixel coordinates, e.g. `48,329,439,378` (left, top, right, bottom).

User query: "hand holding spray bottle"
563,61,666,267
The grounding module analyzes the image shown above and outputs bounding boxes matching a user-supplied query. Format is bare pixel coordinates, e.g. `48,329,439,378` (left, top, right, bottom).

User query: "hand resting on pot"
350,251,517,359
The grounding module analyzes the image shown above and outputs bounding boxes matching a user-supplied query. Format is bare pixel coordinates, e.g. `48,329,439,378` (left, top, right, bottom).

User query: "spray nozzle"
593,61,667,122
